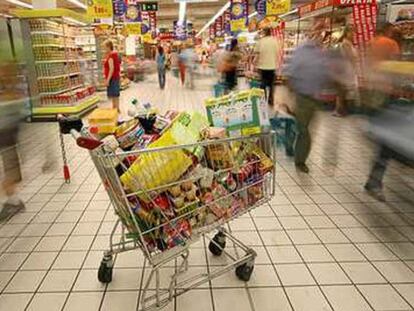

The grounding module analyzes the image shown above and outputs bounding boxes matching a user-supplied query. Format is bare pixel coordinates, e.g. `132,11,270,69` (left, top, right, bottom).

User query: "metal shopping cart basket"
60,117,276,311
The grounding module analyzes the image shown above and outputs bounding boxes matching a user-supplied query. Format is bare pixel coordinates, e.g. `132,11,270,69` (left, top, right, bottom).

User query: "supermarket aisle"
0,75,414,311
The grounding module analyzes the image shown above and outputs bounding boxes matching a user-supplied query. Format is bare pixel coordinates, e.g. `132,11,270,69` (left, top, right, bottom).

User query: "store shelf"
35,58,95,64
33,44,77,48
32,95,100,120
31,30,76,38
37,72,81,79
39,84,83,96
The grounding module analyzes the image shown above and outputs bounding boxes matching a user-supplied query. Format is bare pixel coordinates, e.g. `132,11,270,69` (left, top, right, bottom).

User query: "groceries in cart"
76,103,274,254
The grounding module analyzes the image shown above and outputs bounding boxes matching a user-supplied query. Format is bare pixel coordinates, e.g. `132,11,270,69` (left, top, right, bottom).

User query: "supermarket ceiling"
0,0,309,30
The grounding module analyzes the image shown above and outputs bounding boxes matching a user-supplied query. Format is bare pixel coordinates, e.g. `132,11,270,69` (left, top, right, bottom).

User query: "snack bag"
120,129,192,196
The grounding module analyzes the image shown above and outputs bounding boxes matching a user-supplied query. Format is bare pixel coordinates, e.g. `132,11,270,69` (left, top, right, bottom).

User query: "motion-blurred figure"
222,38,241,92
180,43,197,89
254,27,280,106
332,27,358,117
156,46,166,90
364,24,404,201
0,59,25,221
286,22,330,173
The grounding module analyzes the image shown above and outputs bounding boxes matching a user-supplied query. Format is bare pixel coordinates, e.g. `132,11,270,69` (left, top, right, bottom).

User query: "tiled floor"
0,73,414,311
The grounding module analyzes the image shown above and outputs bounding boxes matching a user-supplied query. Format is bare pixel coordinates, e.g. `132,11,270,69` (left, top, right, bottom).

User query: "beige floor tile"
322,285,371,311
275,264,315,286
358,285,410,311
286,286,332,311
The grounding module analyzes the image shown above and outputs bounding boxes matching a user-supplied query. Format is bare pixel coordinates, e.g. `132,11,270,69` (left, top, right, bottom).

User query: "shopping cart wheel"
98,255,113,283
208,232,226,256
235,261,254,282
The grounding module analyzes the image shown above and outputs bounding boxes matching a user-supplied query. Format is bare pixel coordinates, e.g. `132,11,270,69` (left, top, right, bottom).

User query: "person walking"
156,46,166,90
254,27,280,106
103,40,121,113
286,22,330,173
223,38,241,92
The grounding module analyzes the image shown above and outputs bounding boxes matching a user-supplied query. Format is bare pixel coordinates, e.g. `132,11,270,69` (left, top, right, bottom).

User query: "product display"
16,9,99,120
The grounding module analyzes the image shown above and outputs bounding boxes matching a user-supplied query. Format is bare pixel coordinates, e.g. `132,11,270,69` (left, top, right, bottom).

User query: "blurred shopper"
104,40,121,113
222,38,241,92
156,46,166,90
0,60,25,221
370,23,401,62
254,27,280,106
286,23,330,173
178,47,186,85
364,24,403,201
332,27,358,117
181,44,197,89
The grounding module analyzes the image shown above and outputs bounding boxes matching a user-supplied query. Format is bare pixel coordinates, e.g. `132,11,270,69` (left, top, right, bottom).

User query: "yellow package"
88,108,118,134
120,129,192,195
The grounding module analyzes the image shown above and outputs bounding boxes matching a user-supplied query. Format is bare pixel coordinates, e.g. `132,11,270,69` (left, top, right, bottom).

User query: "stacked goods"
36,62,80,77
29,19,61,33
32,34,64,45
83,98,273,253
40,86,95,106
34,46,65,61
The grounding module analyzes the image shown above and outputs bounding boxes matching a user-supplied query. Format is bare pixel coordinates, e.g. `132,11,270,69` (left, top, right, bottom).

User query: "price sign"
87,0,113,19
266,0,291,15
124,23,142,35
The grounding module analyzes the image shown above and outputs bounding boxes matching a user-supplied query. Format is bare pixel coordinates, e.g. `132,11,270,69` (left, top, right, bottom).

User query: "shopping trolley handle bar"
58,114,103,150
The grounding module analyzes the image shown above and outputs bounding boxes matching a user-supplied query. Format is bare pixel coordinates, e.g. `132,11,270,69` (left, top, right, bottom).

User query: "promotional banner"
148,11,157,34
141,11,150,34
125,3,141,22
352,2,377,81
230,0,249,33
113,0,127,20
209,24,215,39
174,20,187,40
266,0,291,15
215,16,224,37
87,0,113,19
223,9,232,34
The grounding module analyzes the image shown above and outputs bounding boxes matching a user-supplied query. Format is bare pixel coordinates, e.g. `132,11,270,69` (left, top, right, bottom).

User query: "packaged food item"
115,119,144,149
168,185,182,197
88,108,118,134
206,143,233,169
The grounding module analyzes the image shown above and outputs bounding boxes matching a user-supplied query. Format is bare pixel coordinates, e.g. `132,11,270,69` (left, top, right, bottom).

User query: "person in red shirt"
103,40,121,113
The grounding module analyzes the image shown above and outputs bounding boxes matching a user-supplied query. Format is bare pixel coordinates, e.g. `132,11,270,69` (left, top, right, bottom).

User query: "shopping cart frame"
61,118,276,311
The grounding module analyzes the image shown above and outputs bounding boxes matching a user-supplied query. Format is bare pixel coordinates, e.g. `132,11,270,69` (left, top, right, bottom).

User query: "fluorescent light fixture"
178,1,187,23
66,0,87,10
196,1,230,37
6,0,33,9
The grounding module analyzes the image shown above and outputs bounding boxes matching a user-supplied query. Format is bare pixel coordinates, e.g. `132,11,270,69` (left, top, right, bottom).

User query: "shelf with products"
15,8,99,121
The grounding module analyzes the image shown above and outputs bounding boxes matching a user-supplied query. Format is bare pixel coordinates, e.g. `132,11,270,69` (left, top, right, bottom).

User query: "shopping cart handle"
75,135,103,150
58,114,83,134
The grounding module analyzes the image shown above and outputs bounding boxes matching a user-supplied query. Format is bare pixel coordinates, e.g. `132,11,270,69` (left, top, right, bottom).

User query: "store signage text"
299,0,376,16
87,0,114,19
266,0,291,16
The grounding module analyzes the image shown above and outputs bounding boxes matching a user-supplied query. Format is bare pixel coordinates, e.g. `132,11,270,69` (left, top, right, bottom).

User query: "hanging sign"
223,9,232,34
148,11,157,34
125,4,141,22
209,24,216,39
230,0,249,33
141,2,159,12
266,0,291,15
87,0,113,19
113,0,127,18
124,22,142,35
174,20,187,40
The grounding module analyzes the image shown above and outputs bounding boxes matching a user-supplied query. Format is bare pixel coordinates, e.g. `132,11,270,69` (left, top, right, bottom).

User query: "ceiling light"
178,1,187,23
196,1,230,37
66,0,87,10
6,0,33,9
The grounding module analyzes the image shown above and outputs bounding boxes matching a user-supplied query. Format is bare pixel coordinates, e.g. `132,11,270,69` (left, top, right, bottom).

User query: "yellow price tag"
125,23,142,35
238,36,247,43
87,0,113,19
230,19,246,32
266,0,291,15
142,32,152,43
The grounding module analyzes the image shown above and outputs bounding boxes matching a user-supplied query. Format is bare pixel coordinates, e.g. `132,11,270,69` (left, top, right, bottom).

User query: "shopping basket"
59,116,276,311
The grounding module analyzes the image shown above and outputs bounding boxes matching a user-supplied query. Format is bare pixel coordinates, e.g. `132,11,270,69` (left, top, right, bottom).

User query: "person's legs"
294,94,316,172
112,97,120,113
0,129,24,222
364,145,393,201
267,70,276,106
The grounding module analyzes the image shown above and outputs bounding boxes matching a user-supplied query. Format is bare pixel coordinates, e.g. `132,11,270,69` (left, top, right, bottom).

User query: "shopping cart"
60,117,276,311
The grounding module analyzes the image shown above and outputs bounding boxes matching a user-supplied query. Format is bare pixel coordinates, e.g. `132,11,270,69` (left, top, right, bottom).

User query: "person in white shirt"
254,27,280,106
